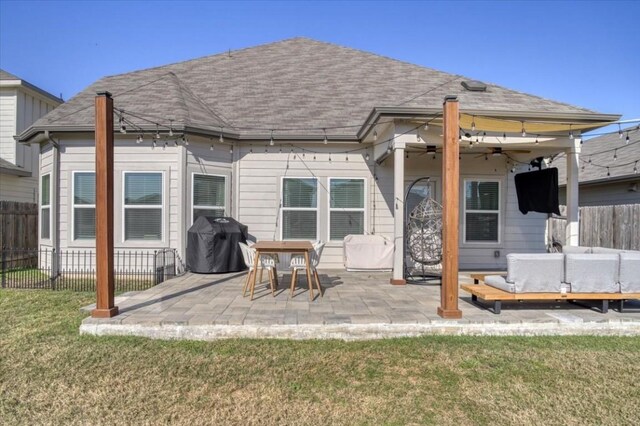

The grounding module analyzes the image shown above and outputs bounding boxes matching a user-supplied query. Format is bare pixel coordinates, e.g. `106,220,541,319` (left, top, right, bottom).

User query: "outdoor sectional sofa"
461,246,640,314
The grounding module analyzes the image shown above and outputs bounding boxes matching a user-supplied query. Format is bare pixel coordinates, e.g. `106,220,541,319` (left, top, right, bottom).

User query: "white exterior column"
565,139,581,246
391,140,406,284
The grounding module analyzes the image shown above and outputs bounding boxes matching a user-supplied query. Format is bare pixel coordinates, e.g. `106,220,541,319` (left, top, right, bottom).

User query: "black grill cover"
186,216,249,273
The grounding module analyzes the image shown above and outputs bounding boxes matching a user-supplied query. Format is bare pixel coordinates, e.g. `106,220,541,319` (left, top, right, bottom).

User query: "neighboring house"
556,125,640,206
0,69,62,202
17,38,619,276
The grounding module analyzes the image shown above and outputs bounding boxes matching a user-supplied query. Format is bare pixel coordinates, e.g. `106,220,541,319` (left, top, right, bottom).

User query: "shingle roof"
1,68,62,104
556,125,640,184
26,37,607,138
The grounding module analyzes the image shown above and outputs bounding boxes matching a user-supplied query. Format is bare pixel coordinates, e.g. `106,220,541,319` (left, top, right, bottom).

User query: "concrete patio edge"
79,319,640,341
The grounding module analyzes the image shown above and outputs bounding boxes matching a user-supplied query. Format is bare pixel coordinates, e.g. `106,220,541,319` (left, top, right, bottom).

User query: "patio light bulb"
182,136,188,146
432,153,436,160
346,154,349,161
313,154,316,161
607,167,610,177
569,131,574,140
588,156,592,164
482,132,486,142
535,137,539,145
618,125,623,138
386,145,392,154
328,153,332,162
503,132,507,141
634,161,638,174
174,139,179,147
210,143,214,151
270,130,275,146
469,140,473,148
229,146,233,154
152,140,156,148
250,145,253,153
169,122,174,137
521,123,526,137
424,123,429,131
626,133,630,144
373,130,378,141
417,132,421,142
471,117,476,132
405,152,409,159
136,134,143,144
613,150,617,161
365,152,370,161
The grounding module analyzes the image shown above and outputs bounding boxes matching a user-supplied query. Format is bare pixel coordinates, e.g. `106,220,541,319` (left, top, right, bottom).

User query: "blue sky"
1,1,638,133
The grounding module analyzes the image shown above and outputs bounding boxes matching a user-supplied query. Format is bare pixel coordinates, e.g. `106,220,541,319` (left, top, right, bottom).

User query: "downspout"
46,131,61,277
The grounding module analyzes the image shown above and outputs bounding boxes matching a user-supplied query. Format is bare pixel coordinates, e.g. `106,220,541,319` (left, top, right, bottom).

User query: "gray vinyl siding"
52,136,180,251
40,137,549,271
559,181,640,206
1,87,58,202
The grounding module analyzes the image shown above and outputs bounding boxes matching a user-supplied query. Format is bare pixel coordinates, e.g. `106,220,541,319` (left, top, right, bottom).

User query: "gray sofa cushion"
562,246,592,254
619,252,640,293
484,275,515,293
565,254,619,293
591,247,625,254
505,253,565,293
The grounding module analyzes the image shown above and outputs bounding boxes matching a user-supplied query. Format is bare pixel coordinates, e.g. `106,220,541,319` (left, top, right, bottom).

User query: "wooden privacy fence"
0,201,38,250
549,204,640,250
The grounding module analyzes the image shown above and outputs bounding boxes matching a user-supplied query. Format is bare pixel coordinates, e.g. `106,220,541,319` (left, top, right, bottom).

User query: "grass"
1,290,639,425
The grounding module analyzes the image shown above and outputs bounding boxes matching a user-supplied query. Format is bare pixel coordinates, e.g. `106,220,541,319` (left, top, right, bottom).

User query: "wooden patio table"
250,241,315,301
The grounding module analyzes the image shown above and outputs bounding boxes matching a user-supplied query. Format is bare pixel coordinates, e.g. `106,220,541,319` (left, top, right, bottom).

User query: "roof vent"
461,80,487,92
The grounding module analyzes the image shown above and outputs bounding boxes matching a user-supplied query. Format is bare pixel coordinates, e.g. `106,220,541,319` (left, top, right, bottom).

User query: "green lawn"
1,290,639,425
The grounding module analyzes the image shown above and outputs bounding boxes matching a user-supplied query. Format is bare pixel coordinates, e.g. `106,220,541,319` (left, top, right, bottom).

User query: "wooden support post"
91,92,118,318
437,96,462,319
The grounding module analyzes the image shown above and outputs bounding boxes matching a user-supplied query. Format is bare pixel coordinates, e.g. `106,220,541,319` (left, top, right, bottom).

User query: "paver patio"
80,270,640,339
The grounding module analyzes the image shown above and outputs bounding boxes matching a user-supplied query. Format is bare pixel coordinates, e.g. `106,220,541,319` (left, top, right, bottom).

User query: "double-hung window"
124,172,163,241
73,172,96,240
40,174,50,239
281,177,317,240
464,179,500,243
192,174,226,222
329,178,365,241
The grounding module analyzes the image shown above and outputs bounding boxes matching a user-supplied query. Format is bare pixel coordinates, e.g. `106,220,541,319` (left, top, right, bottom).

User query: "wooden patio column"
565,138,581,246
92,91,118,318
437,95,462,319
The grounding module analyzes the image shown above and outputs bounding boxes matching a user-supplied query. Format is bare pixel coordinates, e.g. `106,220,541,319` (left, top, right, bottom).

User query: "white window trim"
40,173,51,240
280,176,319,241
122,171,165,242
71,171,96,241
191,172,227,224
462,177,502,245
327,177,367,242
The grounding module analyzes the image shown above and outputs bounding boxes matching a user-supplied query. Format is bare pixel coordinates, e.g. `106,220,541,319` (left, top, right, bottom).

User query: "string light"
373,130,378,141
210,140,214,151
229,146,233,154
618,124,623,139
613,149,617,161
169,120,174,137
588,156,592,164
152,139,157,149
328,153,332,162
482,132,486,142
424,122,429,131
250,144,253,154
323,129,328,145
471,116,476,132
219,127,224,144
155,124,160,140
626,132,630,144
535,136,539,145
346,154,349,161
502,132,507,142
416,132,421,142
365,151,370,161
521,122,526,137
475,135,479,144
469,140,473,148
432,152,436,160
607,167,610,177
270,130,275,146
136,134,143,144
386,145,392,154
634,161,638,174
405,152,409,159
182,136,189,146
569,125,574,140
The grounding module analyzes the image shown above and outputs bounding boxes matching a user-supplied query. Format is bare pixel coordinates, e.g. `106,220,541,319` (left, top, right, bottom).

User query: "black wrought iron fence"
0,247,184,292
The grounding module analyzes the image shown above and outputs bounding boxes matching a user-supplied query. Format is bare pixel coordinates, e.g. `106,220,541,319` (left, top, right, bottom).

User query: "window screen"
193,174,226,221
282,178,317,240
40,174,50,239
73,172,96,240
124,172,162,240
329,178,365,240
464,180,500,242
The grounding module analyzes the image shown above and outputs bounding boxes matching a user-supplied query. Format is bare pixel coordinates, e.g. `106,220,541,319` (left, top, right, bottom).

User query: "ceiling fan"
473,147,531,158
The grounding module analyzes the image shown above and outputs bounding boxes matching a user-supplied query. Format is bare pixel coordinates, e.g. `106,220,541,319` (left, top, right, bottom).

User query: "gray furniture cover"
484,253,565,293
186,216,248,273
564,253,619,293
619,252,640,293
